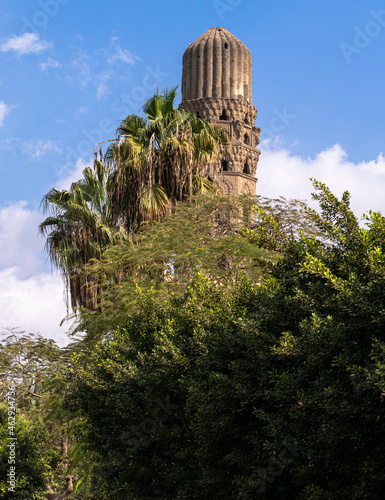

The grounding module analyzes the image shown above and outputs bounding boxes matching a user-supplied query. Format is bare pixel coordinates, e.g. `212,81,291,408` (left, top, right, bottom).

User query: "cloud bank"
0,159,92,344
0,202,70,344
257,141,385,217
0,267,69,346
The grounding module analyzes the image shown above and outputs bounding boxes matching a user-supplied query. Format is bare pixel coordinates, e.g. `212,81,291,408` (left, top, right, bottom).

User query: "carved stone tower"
180,27,261,196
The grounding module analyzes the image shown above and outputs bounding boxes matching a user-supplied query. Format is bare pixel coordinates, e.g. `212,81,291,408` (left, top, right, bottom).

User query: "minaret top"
181,27,252,103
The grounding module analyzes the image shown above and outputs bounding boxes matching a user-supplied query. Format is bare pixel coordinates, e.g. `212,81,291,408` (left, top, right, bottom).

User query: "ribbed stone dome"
182,27,252,103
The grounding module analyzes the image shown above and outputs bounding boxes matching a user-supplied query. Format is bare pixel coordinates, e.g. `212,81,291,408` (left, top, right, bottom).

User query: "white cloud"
23,138,62,161
0,202,45,277
0,137,61,160
69,39,137,98
96,71,112,99
70,49,112,98
40,57,61,72
0,196,78,345
77,105,88,115
107,45,136,65
0,137,16,150
70,49,92,87
0,202,72,344
0,160,97,346
359,153,385,175
257,141,385,217
107,36,137,65
1,33,53,56
0,101,15,126
0,267,70,346
56,157,92,190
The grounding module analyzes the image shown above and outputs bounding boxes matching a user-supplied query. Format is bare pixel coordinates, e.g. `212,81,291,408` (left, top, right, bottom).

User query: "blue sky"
1,0,385,342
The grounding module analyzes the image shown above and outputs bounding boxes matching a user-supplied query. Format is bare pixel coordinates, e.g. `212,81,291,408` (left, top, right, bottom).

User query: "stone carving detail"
233,120,242,140
241,181,252,195
221,178,232,196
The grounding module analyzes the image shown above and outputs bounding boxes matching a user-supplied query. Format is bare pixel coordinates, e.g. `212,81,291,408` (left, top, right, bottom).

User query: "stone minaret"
180,27,261,196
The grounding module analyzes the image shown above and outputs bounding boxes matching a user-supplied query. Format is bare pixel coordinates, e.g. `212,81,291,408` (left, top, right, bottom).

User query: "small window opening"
219,109,229,121
244,113,249,124
224,42,229,49
244,133,250,145
243,162,250,175
221,159,229,172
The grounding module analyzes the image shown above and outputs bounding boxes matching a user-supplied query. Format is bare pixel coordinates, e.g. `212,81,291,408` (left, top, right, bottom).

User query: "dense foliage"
62,181,385,499
39,162,128,311
0,331,92,499
0,403,48,499
40,88,229,310
25,89,385,498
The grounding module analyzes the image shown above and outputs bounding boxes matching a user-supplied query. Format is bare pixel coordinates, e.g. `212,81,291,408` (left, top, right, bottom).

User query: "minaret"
180,27,261,196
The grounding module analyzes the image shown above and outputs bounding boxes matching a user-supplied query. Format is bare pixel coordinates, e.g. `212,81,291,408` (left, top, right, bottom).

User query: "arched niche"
243,160,251,175
219,109,230,121
221,159,229,171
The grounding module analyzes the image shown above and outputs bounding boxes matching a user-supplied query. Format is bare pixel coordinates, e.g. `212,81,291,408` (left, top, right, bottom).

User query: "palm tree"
106,86,229,233
40,88,228,310
39,161,128,311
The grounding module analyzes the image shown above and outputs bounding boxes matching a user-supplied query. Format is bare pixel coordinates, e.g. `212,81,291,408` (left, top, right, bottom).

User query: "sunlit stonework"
180,27,261,196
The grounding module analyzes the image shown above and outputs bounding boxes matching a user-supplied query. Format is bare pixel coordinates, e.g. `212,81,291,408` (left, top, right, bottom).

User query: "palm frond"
141,184,169,213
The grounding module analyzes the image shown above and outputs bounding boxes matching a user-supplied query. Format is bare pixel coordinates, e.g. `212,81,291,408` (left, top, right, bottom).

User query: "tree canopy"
60,181,385,499
34,88,385,499
40,88,229,310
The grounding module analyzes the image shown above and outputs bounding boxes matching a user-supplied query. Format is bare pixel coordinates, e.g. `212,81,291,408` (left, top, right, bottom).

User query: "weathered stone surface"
180,27,261,197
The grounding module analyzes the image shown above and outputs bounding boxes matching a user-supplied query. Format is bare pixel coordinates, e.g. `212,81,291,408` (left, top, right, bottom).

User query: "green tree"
39,161,128,310
65,183,385,499
257,180,385,499
0,330,93,499
40,88,228,310
106,87,229,233
62,194,308,498
73,194,272,337
0,404,49,499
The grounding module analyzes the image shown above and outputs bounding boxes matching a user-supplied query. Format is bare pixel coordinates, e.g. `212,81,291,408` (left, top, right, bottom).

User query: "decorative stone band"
218,145,261,178
181,97,261,178
220,171,258,197
180,97,258,125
